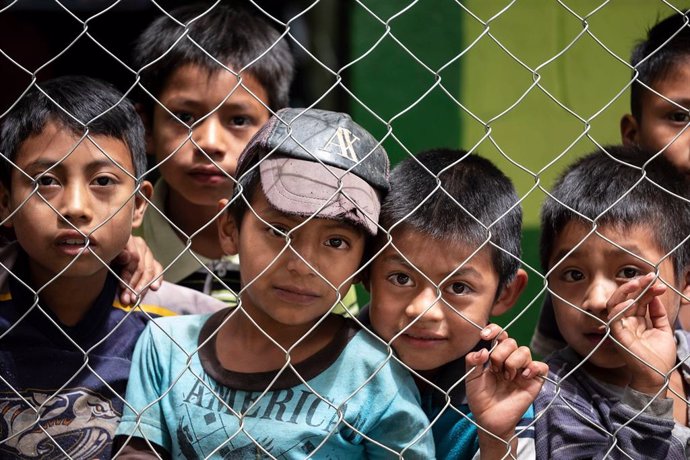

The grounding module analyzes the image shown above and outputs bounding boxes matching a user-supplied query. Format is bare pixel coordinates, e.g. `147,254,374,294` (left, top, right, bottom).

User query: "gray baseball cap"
233,108,390,234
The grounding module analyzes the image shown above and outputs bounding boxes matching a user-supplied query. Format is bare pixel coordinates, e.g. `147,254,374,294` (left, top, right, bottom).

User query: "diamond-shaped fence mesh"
1,0,690,459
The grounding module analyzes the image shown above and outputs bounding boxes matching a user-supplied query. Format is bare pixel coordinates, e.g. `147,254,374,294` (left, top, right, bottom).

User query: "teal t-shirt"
117,311,435,459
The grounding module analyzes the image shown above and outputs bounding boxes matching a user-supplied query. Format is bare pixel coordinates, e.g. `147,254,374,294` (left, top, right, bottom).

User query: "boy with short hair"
114,108,435,458
0,76,224,459
532,10,690,356
132,3,294,304
621,10,690,175
366,149,548,459
534,145,690,458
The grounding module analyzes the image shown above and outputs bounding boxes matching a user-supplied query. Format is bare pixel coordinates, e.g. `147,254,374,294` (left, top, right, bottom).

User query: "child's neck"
215,309,342,373
669,368,688,426
28,261,107,326
165,187,224,259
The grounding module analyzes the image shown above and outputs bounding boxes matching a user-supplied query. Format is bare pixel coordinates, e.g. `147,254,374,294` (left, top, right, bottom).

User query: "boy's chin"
578,346,626,370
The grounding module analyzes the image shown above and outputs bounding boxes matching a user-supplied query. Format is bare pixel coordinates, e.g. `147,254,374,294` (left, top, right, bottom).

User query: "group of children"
1,3,690,460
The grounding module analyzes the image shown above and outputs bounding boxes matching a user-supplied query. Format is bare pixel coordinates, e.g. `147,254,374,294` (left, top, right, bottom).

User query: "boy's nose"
59,183,93,224
581,279,615,316
285,238,319,278
405,286,445,323
193,116,228,159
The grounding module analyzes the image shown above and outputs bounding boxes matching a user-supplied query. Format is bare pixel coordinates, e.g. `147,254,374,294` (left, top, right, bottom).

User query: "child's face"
218,190,366,332
149,64,270,208
548,221,687,371
621,59,690,174
0,120,149,285
368,228,521,372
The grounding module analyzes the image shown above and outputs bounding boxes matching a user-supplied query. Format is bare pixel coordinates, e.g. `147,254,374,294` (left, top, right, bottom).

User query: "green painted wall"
350,1,689,345
349,1,463,163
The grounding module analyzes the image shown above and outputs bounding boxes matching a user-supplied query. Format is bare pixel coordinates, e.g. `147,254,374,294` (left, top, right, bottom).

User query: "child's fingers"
647,295,672,333
488,337,518,376
479,324,507,342
607,280,665,322
502,346,533,381
465,349,490,379
607,273,662,318
134,244,163,293
522,361,549,380
607,273,654,309
118,237,164,306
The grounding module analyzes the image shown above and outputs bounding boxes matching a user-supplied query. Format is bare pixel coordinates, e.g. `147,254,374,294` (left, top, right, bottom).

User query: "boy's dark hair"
540,145,690,279
134,3,294,115
381,149,523,294
630,11,690,120
0,75,146,185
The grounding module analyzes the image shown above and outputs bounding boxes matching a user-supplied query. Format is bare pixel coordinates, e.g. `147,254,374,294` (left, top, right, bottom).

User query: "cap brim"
259,157,380,235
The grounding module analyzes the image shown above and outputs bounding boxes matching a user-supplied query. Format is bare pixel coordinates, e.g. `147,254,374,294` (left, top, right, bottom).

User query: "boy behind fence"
132,3,294,305
0,76,223,460
364,150,547,459
533,9,690,356
114,108,435,458
534,146,690,459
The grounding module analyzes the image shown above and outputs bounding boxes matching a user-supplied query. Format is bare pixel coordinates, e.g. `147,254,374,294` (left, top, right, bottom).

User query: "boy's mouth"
400,330,446,347
189,166,230,185
584,332,614,346
273,285,321,305
55,232,97,254
62,239,86,246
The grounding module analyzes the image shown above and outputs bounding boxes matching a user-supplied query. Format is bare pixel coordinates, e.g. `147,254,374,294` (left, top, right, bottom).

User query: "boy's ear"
620,114,640,146
131,180,153,228
217,198,239,256
490,268,528,317
0,182,12,228
680,268,690,307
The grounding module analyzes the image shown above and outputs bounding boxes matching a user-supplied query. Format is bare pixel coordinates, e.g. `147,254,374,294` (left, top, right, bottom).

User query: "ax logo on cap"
318,127,360,162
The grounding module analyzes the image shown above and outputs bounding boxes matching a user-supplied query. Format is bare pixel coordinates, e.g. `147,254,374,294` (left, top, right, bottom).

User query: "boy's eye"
174,112,196,125
562,269,585,282
445,282,470,295
268,225,288,238
35,175,58,187
230,116,250,127
387,273,412,287
325,237,349,249
669,111,690,123
92,176,115,186
617,266,643,279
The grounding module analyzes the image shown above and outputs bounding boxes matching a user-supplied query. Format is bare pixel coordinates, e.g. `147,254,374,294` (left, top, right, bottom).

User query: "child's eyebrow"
23,158,124,173
163,98,259,112
551,243,649,266
320,221,362,235
657,96,690,108
219,100,262,111
381,253,482,279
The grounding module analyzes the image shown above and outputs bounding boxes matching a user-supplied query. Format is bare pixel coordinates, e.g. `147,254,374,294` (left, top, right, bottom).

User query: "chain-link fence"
1,0,690,459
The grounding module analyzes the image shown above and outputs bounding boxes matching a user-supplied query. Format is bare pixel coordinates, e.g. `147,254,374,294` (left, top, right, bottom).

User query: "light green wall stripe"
460,1,683,227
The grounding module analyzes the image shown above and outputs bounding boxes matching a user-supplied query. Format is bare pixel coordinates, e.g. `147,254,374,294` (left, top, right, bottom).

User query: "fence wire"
1,1,690,459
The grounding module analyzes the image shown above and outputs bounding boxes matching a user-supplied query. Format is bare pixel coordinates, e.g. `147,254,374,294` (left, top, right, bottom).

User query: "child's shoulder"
137,280,226,316
138,310,219,355
147,309,215,333
339,321,414,378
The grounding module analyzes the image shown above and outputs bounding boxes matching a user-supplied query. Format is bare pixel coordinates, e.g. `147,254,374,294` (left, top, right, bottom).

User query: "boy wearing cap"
114,109,435,459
